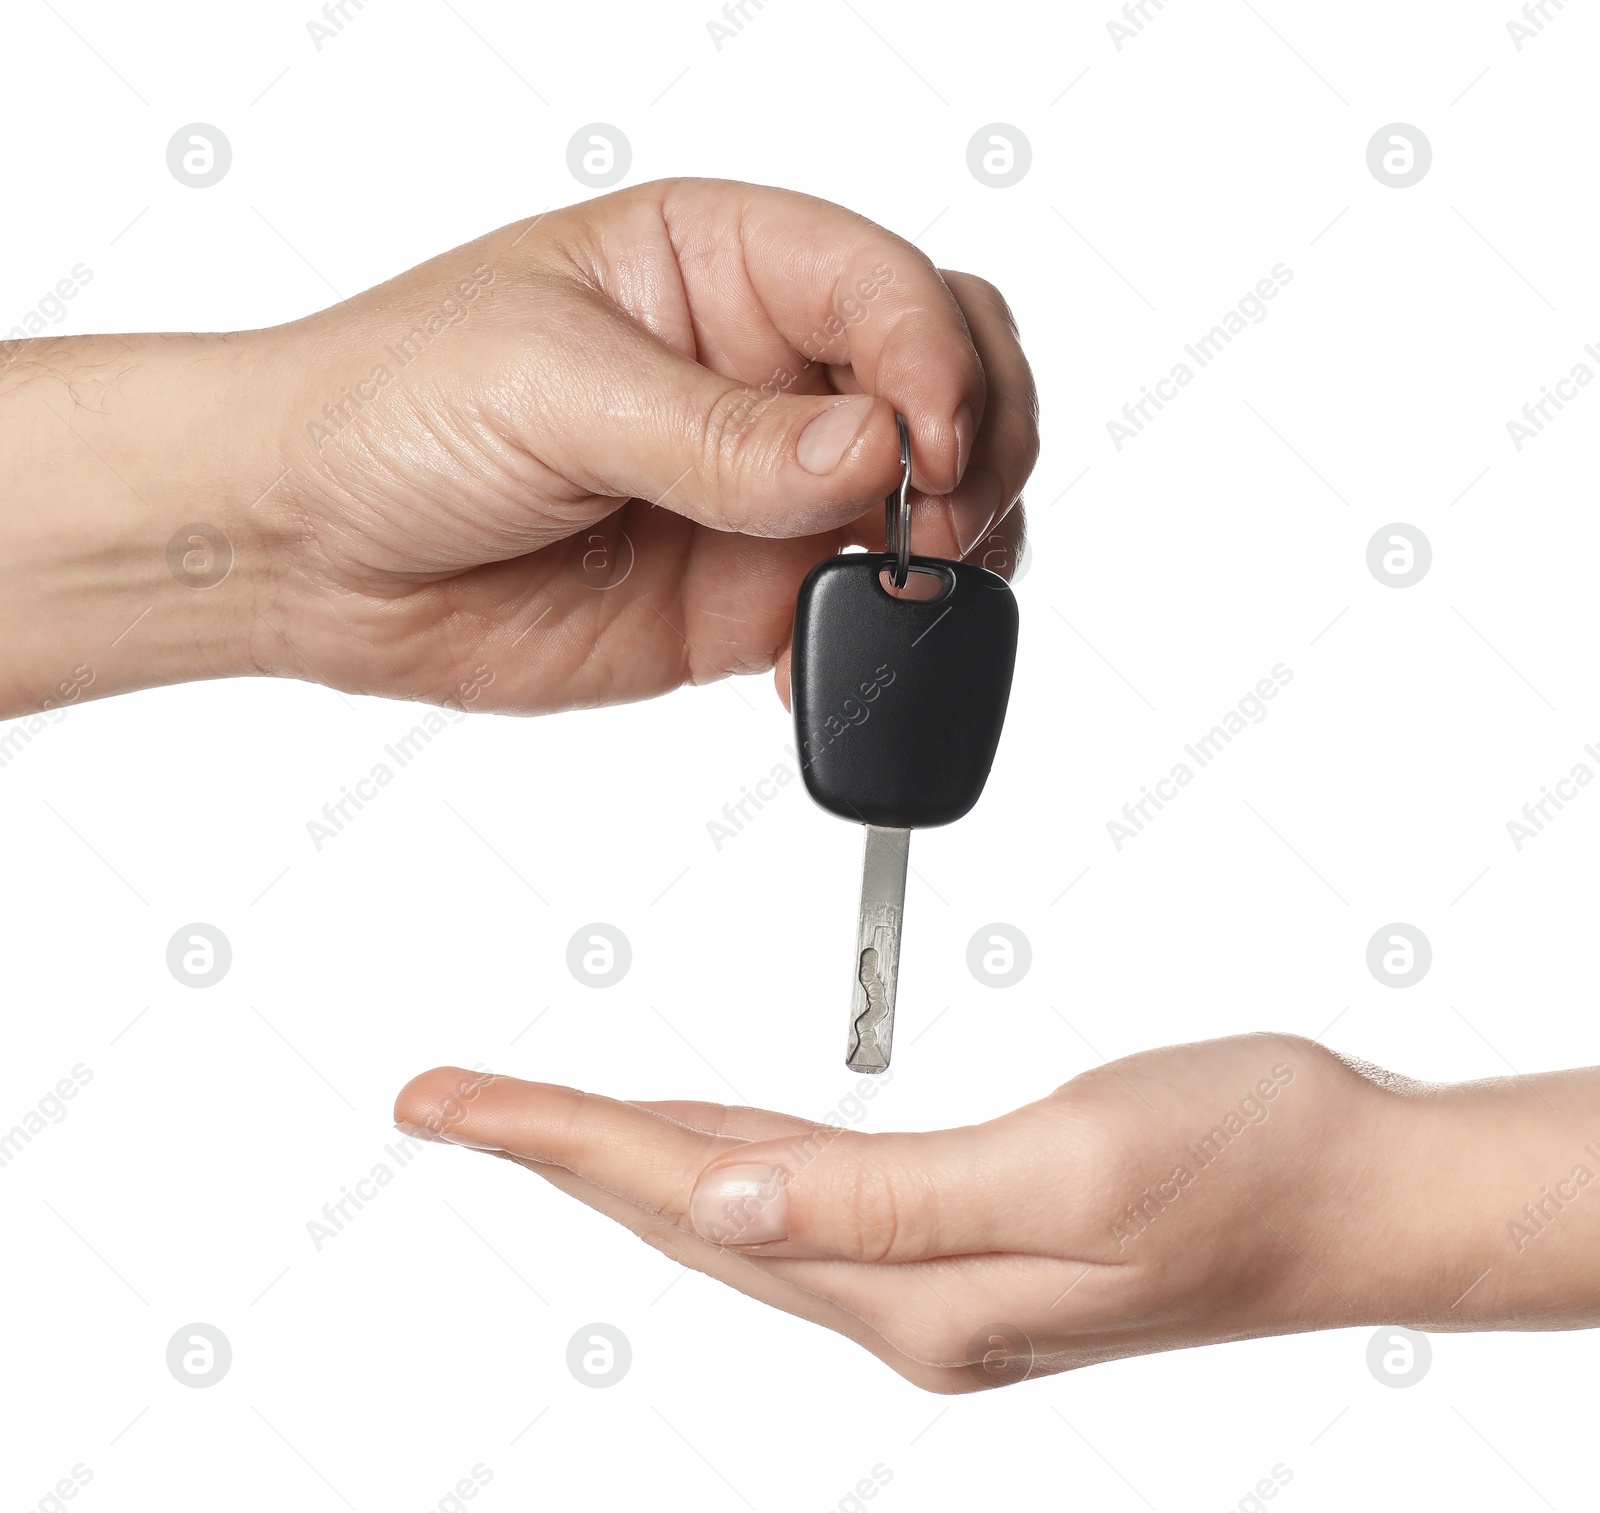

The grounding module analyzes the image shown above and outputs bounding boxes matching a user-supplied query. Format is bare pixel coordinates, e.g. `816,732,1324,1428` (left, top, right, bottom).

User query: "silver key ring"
883,413,912,589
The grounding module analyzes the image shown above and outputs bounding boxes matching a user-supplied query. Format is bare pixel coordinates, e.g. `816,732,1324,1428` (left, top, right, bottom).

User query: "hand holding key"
394,1033,1600,1392
0,178,1035,720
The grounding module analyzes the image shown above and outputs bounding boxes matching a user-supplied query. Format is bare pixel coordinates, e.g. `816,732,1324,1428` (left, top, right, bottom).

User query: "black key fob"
790,551,1018,829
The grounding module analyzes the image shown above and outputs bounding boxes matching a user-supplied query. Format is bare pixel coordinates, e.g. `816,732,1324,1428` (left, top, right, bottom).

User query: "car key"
790,414,1019,1072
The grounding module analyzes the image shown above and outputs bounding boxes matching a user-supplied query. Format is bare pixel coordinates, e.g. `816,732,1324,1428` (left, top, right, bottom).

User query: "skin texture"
0,178,1033,720
396,1036,1600,1393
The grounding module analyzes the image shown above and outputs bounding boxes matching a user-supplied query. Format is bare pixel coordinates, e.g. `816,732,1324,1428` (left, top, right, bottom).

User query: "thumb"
544,295,905,539
687,1123,1018,1261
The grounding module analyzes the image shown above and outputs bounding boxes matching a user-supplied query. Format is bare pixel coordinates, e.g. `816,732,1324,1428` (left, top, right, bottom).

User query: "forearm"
0,332,279,719
1361,1063,1600,1330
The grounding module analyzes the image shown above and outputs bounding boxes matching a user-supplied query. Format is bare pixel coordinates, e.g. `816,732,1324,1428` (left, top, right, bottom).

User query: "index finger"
657,179,987,495
395,1067,741,1224
392,1066,1034,1261
630,1099,824,1141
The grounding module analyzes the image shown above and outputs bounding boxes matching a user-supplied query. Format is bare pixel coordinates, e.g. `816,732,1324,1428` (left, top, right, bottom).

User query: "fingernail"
947,465,1003,557
393,1120,502,1152
689,1163,788,1245
797,399,870,475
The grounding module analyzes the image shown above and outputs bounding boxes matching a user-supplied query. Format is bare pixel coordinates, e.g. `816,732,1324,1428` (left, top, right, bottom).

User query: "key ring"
883,413,912,590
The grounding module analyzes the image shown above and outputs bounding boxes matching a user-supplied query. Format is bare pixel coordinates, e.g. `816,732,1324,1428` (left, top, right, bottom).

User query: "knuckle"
986,374,1041,467
971,274,1021,337
961,271,1002,304
834,1151,904,1262
945,269,1018,333
1007,420,1041,495
1052,1101,1141,1206
827,1145,942,1262
1059,1100,1122,1167
545,1086,591,1146
692,386,768,527
991,291,1024,343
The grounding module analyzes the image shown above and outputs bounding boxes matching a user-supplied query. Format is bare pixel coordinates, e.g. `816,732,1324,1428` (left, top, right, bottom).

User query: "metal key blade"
846,825,910,1074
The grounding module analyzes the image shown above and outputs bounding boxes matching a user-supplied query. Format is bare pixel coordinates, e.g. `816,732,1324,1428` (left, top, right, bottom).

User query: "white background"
3,0,1598,1508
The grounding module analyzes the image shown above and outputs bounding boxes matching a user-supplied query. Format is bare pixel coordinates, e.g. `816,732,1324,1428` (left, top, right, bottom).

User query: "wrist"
0,331,292,717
